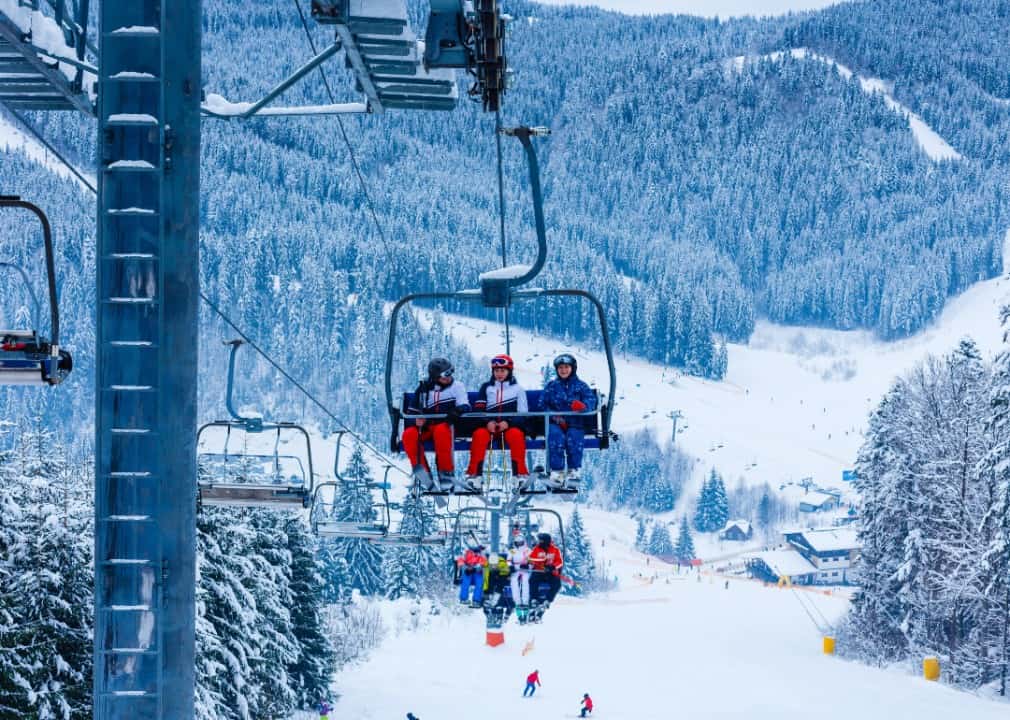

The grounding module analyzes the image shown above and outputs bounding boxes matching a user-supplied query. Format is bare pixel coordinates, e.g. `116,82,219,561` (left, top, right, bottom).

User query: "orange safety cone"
486,630,505,647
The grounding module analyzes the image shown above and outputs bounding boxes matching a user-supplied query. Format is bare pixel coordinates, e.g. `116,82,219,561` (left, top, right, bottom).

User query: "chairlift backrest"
0,197,72,386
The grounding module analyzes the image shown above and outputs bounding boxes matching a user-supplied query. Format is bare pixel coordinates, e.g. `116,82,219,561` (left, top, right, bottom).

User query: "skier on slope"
580,693,594,717
316,699,332,720
523,669,541,697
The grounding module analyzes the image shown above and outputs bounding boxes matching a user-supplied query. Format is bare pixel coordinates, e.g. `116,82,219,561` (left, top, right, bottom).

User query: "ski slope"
328,547,1007,720
729,49,961,161
421,229,1010,496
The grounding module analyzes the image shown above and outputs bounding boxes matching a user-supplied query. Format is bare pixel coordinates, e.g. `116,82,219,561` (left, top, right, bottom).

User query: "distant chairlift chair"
197,339,314,508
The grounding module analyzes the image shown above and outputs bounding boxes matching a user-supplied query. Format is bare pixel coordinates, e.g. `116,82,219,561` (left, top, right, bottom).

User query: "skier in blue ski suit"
542,353,595,486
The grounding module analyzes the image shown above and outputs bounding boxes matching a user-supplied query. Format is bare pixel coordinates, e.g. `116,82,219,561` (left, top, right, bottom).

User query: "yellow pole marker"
823,637,836,655
923,656,940,681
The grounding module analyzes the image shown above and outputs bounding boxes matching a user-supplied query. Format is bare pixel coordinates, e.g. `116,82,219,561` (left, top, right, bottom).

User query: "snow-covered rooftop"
746,549,817,577
789,527,860,553
799,491,837,507
721,519,752,534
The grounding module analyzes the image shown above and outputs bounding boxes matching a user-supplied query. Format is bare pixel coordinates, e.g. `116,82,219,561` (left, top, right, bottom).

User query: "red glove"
570,400,587,412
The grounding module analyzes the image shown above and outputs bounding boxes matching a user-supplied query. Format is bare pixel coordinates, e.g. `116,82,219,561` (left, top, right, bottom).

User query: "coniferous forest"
2,0,1010,715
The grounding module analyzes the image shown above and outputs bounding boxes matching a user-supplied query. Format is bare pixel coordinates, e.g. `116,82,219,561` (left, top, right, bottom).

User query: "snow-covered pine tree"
332,444,384,595
675,516,696,563
847,381,915,663
195,508,247,720
648,523,674,557
383,493,444,600
980,310,1010,694
634,517,648,551
317,539,353,606
245,511,299,718
563,506,596,595
693,476,712,532
0,426,93,719
285,520,335,711
708,470,730,531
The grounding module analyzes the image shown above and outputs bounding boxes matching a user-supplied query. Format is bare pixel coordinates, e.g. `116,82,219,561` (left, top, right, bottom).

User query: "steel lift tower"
0,1,508,717
93,1,200,717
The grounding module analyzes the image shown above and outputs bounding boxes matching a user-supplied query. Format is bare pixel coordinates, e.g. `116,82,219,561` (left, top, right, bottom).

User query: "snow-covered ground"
324,514,1008,720
532,0,848,18
729,49,962,161
422,228,1010,497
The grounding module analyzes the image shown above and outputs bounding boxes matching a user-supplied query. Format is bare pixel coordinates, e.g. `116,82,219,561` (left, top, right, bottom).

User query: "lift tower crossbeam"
93,1,200,718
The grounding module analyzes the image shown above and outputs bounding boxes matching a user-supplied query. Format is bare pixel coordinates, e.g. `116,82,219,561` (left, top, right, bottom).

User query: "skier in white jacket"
508,536,532,606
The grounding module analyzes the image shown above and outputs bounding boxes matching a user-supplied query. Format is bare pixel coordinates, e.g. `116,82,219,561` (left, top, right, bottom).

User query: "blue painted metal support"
94,0,200,717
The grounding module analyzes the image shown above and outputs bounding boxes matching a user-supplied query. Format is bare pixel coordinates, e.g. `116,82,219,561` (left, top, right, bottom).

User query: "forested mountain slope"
1,0,1008,444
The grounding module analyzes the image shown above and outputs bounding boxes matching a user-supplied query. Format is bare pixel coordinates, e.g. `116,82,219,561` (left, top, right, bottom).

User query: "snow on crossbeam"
479,264,532,281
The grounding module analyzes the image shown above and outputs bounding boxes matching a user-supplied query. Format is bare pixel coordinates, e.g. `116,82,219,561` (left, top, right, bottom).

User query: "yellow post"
923,656,940,681
822,636,836,655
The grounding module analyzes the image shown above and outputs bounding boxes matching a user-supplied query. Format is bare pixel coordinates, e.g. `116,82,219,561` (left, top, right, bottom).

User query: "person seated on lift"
528,532,564,606
543,353,595,489
402,357,470,492
466,354,530,487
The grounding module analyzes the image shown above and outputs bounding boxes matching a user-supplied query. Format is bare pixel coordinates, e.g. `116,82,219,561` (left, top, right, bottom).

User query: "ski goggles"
491,357,511,367
554,354,575,367
437,367,454,378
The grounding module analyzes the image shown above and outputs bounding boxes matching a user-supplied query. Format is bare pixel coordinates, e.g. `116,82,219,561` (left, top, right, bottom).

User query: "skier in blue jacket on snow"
542,353,595,489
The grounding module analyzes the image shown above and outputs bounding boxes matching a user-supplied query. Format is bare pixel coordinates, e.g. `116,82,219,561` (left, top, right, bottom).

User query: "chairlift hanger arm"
0,196,59,346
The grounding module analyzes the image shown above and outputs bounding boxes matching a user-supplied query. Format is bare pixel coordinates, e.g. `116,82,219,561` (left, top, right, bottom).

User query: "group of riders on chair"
403,352,595,493
455,530,565,624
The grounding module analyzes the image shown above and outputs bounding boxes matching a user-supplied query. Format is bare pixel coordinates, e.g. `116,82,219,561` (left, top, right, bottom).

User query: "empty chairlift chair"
197,340,314,508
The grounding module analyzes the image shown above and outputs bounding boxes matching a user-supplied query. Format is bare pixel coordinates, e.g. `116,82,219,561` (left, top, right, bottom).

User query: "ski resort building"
745,528,860,585
784,528,860,584
719,519,753,541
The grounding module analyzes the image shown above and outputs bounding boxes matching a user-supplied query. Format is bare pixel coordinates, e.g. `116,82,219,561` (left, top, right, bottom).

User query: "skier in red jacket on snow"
580,693,594,717
523,670,541,697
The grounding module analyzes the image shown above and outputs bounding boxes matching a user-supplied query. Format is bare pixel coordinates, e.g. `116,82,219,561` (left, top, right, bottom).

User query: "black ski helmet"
553,353,577,373
537,532,551,544
428,357,454,381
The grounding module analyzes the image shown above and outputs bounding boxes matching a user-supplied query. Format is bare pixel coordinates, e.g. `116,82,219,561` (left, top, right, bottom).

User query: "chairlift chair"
384,128,617,497
312,432,393,539
197,339,315,508
0,197,72,386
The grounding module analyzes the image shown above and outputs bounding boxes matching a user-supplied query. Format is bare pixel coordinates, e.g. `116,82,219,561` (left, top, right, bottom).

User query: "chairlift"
197,339,314,508
0,197,72,386
312,432,449,544
313,431,392,538
385,127,617,497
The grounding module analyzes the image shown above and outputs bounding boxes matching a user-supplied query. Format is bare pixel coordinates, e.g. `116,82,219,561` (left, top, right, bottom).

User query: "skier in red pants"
466,354,530,485
580,693,593,717
402,357,470,492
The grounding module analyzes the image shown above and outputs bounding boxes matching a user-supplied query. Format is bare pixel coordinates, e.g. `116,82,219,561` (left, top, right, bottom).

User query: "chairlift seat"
1,329,72,385
314,519,390,538
198,483,310,508
396,390,604,452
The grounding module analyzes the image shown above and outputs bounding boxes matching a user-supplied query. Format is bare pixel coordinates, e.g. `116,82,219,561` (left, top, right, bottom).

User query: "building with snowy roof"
798,491,838,512
744,550,817,585
719,519,753,541
783,528,860,584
